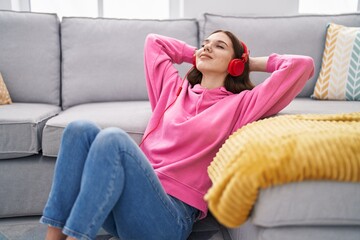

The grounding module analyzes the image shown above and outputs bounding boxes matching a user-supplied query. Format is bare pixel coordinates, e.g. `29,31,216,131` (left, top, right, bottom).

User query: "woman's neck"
200,74,226,90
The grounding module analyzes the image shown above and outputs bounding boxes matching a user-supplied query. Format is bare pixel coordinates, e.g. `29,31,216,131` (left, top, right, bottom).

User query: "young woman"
40,30,314,240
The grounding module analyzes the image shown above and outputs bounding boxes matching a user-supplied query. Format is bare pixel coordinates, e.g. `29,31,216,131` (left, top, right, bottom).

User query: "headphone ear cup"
228,59,245,77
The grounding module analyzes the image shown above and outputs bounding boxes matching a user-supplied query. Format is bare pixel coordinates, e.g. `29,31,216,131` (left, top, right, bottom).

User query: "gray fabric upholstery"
203,12,360,97
259,227,360,240
0,216,111,239
0,10,61,105
252,181,360,227
42,102,151,157
0,155,55,217
228,224,360,240
280,98,360,115
0,103,61,159
61,17,198,110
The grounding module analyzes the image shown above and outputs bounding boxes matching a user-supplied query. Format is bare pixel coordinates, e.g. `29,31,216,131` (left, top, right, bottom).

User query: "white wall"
1,0,360,17
299,0,359,14
0,1,11,10
170,0,300,18
0,0,30,11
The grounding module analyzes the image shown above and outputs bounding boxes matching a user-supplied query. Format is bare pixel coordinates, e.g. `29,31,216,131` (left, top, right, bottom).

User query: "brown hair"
187,30,254,94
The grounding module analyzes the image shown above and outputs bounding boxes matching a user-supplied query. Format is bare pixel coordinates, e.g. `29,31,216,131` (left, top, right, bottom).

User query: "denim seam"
63,226,92,240
40,216,65,229
121,150,185,229
86,148,122,238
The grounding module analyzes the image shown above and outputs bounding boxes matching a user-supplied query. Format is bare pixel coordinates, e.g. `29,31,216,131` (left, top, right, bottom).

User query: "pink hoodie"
140,34,314,218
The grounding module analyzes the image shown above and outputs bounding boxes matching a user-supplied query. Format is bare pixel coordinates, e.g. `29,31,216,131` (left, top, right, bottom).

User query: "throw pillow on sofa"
0,72,12,104
312,23,360,101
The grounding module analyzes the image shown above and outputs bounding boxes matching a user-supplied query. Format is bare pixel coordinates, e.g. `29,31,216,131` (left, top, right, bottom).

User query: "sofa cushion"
312,23,360,101
61,17,198,110
0,10,61,105
251,181,360,227
0,72,12,105
279,97,360,115
42,101,151,157
229,221,360,240
0,103,61,159
203,12,360,97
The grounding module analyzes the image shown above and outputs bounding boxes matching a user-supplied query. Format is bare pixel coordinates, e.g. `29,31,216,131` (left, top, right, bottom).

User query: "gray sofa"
0,9,359,240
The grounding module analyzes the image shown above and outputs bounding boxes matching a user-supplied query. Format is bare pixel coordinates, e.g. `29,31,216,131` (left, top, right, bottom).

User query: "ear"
192,55,197,68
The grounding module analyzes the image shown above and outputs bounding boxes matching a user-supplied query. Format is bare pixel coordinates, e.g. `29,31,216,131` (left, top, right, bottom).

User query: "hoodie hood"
185,83,233,115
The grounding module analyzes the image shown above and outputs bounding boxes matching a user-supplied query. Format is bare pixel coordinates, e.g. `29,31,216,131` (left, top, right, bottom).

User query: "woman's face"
195,32,235,76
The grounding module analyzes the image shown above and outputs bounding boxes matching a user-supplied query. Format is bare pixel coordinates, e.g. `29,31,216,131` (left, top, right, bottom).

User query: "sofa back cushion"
61,17,198,110
0,10,61,105
203,12,360,97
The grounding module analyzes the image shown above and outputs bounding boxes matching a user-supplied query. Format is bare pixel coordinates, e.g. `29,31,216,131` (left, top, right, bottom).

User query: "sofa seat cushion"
252,181,360,227
280,98,360,115
42,101,151,157
0,103,61,159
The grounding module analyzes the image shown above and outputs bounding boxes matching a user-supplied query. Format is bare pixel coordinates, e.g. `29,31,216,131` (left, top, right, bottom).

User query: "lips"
200,53,212,59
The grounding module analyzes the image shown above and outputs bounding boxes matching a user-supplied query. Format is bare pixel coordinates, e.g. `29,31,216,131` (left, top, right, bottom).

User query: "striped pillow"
0,72,12,105
312,23,360,101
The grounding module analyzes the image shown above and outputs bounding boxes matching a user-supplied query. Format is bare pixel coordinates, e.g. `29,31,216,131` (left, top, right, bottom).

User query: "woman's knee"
92,128,140,155
63,120,100,139
96,128,130,145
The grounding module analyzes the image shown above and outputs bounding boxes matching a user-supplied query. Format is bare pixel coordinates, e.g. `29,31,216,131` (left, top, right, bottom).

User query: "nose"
204,44,212,52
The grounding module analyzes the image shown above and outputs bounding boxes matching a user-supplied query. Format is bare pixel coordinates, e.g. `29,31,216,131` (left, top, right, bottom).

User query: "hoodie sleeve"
234,53,314,130
144,34,196,111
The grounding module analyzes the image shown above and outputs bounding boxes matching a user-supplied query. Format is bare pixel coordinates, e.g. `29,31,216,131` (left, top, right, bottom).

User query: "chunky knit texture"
206,112,360,227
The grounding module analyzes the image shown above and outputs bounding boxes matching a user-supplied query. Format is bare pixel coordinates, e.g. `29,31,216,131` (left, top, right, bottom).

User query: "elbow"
292,56,315,79
301,56,315,78
145,33,159,46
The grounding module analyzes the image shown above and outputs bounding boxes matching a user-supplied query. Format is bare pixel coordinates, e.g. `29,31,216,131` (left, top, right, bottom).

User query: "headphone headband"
240,41,249,63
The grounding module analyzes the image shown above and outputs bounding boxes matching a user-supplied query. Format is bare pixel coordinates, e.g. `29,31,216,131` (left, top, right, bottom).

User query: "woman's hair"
187,30,254,94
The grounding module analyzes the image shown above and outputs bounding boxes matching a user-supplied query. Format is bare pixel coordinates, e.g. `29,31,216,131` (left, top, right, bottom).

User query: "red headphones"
228,41,249,76
194,40,249,77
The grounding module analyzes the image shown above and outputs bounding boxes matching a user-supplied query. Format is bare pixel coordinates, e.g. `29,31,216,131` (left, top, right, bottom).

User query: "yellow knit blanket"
205,112,360,228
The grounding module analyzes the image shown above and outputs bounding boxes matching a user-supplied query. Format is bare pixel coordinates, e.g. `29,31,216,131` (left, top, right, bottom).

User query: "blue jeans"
40,120,198,240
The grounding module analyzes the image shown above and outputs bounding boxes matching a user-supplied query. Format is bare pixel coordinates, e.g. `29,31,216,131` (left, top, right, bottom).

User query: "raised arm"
144,34,196,110
234,53,314,129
